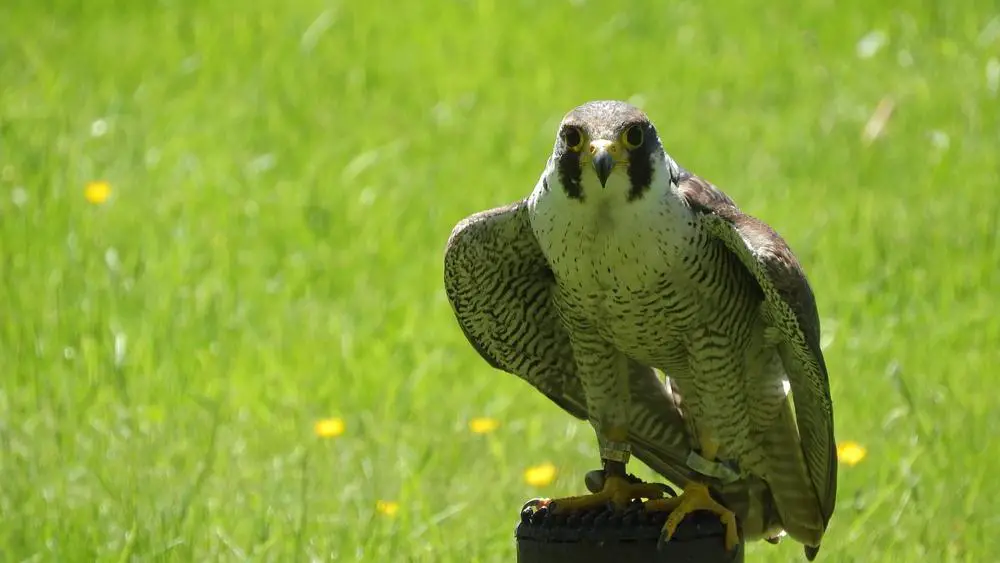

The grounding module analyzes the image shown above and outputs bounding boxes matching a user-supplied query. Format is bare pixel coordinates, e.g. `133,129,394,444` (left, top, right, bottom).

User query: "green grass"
2,0,998,561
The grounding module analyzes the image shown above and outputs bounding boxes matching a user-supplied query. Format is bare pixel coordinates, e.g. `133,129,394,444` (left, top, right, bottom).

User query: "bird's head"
546,100,676,203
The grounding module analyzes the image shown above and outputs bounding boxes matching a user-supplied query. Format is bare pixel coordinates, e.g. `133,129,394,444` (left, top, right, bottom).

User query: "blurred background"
1,0,998,561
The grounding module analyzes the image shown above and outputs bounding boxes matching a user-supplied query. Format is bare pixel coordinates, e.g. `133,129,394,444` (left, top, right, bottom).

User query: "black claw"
657,533,671,552
520,507,534,524
652,482,676,498
532,505,549,525
520,497,546,513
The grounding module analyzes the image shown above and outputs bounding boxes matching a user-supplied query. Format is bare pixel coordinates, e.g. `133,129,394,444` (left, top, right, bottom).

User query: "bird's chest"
529,194,695,337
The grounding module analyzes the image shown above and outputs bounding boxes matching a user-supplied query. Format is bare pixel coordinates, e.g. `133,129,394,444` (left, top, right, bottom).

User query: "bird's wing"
444,199,581,415
443,199,694,485
676,172,838,532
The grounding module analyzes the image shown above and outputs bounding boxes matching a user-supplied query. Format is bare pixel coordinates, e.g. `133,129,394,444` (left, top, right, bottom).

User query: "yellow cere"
837,441,867,466
523,462,557,487
313,417,345,438
468,417,500,434
375,500,399,517
84,180,112,204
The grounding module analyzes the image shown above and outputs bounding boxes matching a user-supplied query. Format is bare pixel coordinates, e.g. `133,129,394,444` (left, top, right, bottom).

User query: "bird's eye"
622,125,644,149
561,126,584,151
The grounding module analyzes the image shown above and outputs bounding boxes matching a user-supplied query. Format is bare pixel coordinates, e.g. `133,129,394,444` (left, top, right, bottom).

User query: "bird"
443,100,837,559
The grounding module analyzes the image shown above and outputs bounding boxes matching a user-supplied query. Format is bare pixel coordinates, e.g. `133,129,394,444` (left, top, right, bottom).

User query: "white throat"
526,150,693,292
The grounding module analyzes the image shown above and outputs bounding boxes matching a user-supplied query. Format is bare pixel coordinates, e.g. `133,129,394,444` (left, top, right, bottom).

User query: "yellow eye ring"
622,124,643,149
561,126,585,152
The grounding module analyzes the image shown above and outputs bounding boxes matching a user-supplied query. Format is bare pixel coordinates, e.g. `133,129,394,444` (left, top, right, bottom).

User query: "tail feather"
764,395,828,547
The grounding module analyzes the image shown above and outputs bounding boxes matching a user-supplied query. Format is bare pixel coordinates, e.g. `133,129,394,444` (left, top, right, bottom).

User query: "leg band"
600,440,631,464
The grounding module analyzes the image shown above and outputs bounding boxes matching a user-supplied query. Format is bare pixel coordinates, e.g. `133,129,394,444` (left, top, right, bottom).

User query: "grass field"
2,0,999,561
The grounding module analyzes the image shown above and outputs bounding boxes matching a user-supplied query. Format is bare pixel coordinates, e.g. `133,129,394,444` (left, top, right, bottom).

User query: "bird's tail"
763,396,828,553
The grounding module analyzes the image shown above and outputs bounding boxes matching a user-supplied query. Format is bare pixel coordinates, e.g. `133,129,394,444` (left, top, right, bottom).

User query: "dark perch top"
514,495,745,563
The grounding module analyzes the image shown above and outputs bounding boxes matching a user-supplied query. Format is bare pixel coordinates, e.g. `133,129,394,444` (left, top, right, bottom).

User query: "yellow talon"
645,481,740,552
543,474,665,513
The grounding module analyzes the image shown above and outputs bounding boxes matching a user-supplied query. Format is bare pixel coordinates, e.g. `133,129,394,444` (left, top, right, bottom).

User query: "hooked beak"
590,140,616,187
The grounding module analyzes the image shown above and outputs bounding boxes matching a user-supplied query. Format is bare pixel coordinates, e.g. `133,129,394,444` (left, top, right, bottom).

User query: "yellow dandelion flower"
84,180,112,204
314,417,345,438
375,500,399,516
524,462,557,487
469,417,500,434
837,441,867,466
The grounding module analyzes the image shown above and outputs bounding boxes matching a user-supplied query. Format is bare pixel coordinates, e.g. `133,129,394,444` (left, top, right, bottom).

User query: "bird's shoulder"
446,199,532,253
674,169,822,355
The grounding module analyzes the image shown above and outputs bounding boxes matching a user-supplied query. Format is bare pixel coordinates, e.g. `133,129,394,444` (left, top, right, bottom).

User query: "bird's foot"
644,481,740,552
538,473,666,513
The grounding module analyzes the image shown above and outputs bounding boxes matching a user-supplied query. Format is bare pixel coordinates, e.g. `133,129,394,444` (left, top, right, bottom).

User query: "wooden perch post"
514,497,745,563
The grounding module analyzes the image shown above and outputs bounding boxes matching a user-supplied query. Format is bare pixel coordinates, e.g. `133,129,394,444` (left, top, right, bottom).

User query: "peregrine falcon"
444,100,837,559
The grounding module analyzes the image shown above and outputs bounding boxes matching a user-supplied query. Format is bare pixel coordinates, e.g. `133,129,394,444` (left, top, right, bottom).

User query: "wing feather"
444,200,582,411
676,172,838,534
